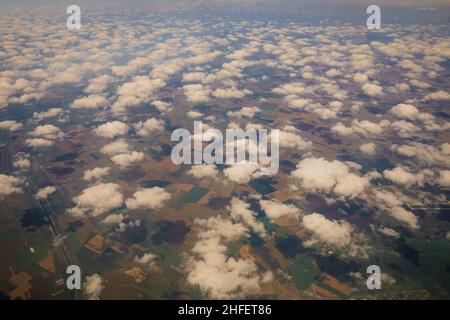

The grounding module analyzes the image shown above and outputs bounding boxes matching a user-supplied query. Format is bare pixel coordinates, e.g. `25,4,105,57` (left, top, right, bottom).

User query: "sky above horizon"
1,0,450,6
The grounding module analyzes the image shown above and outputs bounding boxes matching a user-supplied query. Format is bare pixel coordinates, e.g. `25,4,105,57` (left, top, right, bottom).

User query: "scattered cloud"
359,143,377,157
83,167,111,181
291,158,370,198
188,164,218,179
224,163,261,184
0,120,22,132
100,139,130,156
67,183,123,217
111,151,144,169
133,118,165,137
84,274,104,300
72,95,108,110
94,121,129,139
35,186,56,200
0,174,22,199
186,215,272,299
33,108,64,121
228,197,266,237
259,199,300,222
125,187,171,210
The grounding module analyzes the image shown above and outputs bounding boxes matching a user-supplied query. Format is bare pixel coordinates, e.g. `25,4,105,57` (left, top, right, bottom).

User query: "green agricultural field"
66,232,82,253
227,237,248,256
249,178,276,195
13,244,50,270
316,280,349,299
174,186,208,211
89,153,100,161
148,243,182,266
287,254,321,291
0,227,20,245
141,180,170,188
